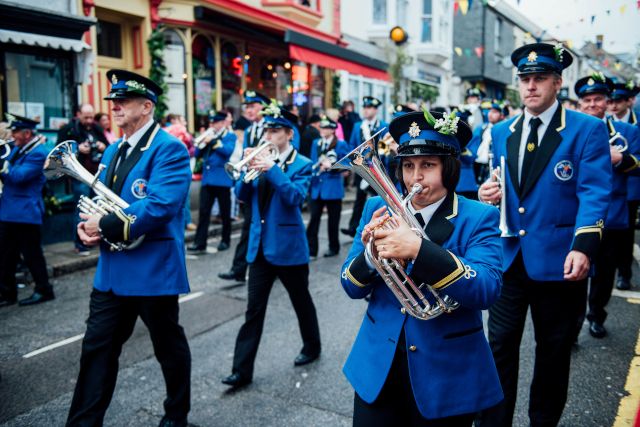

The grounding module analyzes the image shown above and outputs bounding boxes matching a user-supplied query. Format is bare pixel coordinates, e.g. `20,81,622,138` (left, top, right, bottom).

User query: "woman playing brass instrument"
340,111,503,426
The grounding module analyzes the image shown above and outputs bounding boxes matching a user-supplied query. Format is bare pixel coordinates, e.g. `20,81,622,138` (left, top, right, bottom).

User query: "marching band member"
222,105,321,389
343,96,388,238
306,116,349,258
218,91,270,283
610,80,640,291
0,115,53,307
340,110,503,426
454,109,480,200
68,70,192,427
463,87,486,131
476,44,611,427
188,111,237,253
574,73,640,338
474,101,507,184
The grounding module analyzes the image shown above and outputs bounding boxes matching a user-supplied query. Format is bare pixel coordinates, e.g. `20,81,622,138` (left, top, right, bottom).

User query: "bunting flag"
454,47,463,56
464,48,472,57
459,0,469,15
603,59,610,67
566,40,573,49
475,46,484,58
453,1,459,15
620,4,627,14
615,62,622,71
606,9,610,15
590,15,595,24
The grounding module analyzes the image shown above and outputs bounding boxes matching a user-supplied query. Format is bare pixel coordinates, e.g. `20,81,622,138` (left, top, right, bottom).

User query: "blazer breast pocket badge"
554,160,574,182
131,178,148,199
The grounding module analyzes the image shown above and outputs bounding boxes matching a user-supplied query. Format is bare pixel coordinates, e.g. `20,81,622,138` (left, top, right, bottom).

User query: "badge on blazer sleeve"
131,178,149,199
554,160,574,181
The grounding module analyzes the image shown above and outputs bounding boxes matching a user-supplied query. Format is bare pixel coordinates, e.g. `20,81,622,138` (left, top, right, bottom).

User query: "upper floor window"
494,17,503,54
96,20,122,58
373,0,387,24
298,0,318,10
421,0,432,42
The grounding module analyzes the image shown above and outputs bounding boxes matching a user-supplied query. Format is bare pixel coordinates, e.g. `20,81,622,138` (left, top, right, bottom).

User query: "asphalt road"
0,211,638,427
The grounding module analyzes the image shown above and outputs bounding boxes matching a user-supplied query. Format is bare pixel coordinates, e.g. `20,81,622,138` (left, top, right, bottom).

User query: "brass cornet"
609,132,628,153
332,128,460,320
44,141,144,251
0,138,12,196
195,127,227,150
489,155,514,238
224,141,279,183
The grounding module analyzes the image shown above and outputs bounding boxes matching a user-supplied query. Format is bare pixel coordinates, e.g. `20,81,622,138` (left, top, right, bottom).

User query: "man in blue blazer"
222,106,321,389
342,96,389,237
477,44,612,427
341,110,503,425
188,111,237,253
68,69,192,427
306,117,349,258
0,114,53,307
574,74,640,338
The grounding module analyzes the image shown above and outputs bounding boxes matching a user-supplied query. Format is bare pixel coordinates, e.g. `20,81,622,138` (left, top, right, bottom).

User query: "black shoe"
294,352,320,366
221,373,251,388
158,416,188,427
0,296,17,308
186,244,206,254
217,241,230,251
340,228,355,237
218,271,245,282
323,250,339,258
589,321,607,338
616,277,631,290
19,292,55,306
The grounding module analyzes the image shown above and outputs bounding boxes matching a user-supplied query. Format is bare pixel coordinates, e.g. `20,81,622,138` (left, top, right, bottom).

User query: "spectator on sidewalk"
166,114,197,232
94,112,117,144
299,114,321,158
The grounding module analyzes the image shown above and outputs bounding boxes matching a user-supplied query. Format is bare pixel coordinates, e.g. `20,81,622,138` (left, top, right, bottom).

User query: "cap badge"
408,122,421,138
527,51,538,62
587,78,595,86
111,73,118,84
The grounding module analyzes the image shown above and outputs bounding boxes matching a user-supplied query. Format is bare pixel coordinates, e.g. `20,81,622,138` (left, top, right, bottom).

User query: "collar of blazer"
423,192,458,246
506,105,565,199
606,116,617,136
630,110,638,125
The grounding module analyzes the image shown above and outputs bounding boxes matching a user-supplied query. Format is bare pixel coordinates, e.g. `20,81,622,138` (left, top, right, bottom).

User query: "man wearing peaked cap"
572,72,640,340
67,69,192,427
339,110,504,424
609,80,639,126
0,113,53,308
477,43,611,427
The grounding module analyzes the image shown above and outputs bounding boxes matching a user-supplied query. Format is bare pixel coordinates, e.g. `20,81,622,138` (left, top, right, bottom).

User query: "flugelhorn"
44,141,144,251
0,139,12,196
312,149,337,176
224,141,279,183
609,132,628,153
332,128,460,320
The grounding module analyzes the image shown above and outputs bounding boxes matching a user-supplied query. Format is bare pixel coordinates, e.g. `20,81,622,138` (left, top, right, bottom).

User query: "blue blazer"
341,194,503,419
491,106,611,281
348,119,389,150
236,149,311,266
309,137,349,200
627,117,640,201
196,130,237,188
604,117,640,228
94,125,192,296
456,126,481,193
0,141,47,225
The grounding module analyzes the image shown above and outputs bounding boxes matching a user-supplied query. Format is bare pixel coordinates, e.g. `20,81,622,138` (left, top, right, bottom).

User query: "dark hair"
308,114,322,124
395,156,461,194
94,112,108,122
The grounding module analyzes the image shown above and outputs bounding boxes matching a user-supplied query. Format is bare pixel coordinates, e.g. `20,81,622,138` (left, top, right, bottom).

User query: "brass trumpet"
0,138,12,196
224,141,279,183
491,156,514,237
195,127,227,150
44,141,144,251
609,132,628,153
312,149,337,176
332,128,460,320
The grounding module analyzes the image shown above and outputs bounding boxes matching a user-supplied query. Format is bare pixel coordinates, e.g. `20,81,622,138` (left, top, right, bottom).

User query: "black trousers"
586,228,627,324
477,252,587,427
194,185,231,247
353,333,474,427
617,200,639,280
231,250,321,379
67,289,191,426
228,202,252,277
348,176,371,232
0,221,51,300
306,198,342,256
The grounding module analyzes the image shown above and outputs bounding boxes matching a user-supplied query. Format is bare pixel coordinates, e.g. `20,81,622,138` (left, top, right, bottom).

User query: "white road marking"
178,291,204,303
612,289,640,300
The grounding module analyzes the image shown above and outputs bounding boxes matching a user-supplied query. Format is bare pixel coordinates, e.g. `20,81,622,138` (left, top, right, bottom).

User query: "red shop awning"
289,44,390,82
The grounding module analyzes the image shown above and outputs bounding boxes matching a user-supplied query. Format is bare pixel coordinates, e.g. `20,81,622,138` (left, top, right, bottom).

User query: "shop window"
163,29,187,119
192,35,216,131
298,0,318,9
221,40,242,118
310,64,325,115
97,20,122,58
292,61,310,116
348,78,360,111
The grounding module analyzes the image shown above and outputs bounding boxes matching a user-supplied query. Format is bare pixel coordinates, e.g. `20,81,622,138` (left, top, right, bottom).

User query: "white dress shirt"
612,109,631,123
249,118,265,144
276,144,294,165
518,100,558,183
115,117,155,169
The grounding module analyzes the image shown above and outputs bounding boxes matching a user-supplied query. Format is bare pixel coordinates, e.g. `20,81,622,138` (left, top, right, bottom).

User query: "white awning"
0,29,90,53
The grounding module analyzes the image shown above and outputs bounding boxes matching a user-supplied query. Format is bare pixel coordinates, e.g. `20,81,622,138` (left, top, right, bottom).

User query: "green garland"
331,72,341,108
147,26,169,121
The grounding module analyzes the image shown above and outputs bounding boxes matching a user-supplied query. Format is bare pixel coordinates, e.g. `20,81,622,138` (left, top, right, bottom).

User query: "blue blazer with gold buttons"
196,129,237,188
235,149,312,266
490,105,611,280
309,137,349,201
95,124,192,296
340,193,504,420
626,113,640,201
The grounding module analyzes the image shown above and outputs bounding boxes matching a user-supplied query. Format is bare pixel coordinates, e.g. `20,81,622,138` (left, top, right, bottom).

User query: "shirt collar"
277,144,294,164
524,100,558,128
123,118,154,149
614,109,631,122
409,194,447,227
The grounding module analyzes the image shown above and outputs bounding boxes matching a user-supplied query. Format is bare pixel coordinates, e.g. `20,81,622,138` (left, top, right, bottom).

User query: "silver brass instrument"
491,156,514,237
195,127,227,150
609,132,628,153
312,149,337,176
0,139,12,196
332,128,460,320
44,141,144,251
224,141,279,183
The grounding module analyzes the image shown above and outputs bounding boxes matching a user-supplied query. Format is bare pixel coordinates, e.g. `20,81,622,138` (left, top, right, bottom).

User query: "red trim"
132,26,143,69
202,0,341,45
289,45,390,81
332,0,340,37
150,0,162,29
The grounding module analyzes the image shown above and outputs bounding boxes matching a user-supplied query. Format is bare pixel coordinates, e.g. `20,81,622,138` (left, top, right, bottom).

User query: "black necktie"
521,117,542,188
112,141,130,186
414,212,425,229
